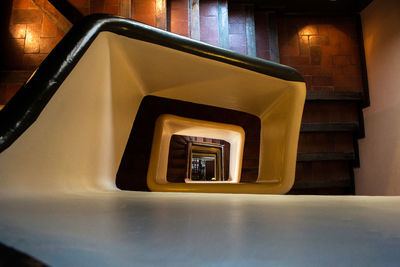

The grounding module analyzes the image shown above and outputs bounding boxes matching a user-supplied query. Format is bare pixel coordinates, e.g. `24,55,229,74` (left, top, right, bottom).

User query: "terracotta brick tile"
341,65,360,77
299,25,318,36
171,9,187,22
310,35,329,46
105,0,118,5
41,15,58,37
312,75,333,86
24,24,41,53
0,84,7,104
200,0,218,17
90,0,104,13
229,34,246,47
78,7,90,16
134,0,155,15
280,44,299,56
2,84,23,104
68,0,90,8
200,39,219,47
310,46,322,65
171,21,188,36
104,4,118,15
170,0,187,10
333,55,350,65
2,39,25,69
230,45,246,55
134,15,155,27
318,24,330,35
39,37,60,53
296,65,323,75
200,16,218,40
23,54,47,69
321,45,340,56
299,35,309,56
256,50,270,60
13,0,36,9
11,9,42,24
229,23,245,34
9,24,27,39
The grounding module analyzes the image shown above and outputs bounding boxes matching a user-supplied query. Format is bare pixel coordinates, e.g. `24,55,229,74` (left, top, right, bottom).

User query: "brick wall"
228,3,246,54
169,0,188,37
278,16,364,92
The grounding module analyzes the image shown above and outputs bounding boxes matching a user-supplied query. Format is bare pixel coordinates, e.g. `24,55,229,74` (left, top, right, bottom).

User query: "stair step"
302,102,359,123
297,152,355,162
298,132,354,153
301,122,359,132
306,91,363,101
292,179,352,189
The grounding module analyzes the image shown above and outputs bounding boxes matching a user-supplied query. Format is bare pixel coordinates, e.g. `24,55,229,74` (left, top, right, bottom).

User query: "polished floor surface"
1,192,400,266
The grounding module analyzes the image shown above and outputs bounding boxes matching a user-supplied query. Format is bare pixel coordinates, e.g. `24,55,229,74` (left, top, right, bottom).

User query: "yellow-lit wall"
355,0,400,195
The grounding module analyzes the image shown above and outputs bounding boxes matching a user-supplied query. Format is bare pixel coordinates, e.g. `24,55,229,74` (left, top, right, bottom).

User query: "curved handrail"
0,14,303,153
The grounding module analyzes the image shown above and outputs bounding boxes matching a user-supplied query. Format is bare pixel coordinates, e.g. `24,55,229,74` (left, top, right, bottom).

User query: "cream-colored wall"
355,0,400,195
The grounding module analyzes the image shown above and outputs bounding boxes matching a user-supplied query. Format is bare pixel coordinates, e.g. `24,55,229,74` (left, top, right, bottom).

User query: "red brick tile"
310,46,322,65
13,0,36,9
1,84,23,104
200,0,218,17
104,4,118,15
105,0,118,5
170,0,187,10
171,9,187,22
229,34,246,47
201,39,219,47
68,0,90,8
230,45,246,55
333,55,350,65
11,9,43,24
23,54,47,69
310,35,329,46
39,37,60,53
24,24,41,53
200,16,218,40
41,15,58,37
280,44,299,56
312,75,333,86
229,23,245,34
171,21,188,36
90,0,104,13
299,35,309,56
9,24,27,39
298,25,318,36
256,50,270,60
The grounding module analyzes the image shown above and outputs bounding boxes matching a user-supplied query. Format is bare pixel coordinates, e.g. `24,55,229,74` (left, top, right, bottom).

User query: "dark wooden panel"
118,0,131,18
306,91,364,101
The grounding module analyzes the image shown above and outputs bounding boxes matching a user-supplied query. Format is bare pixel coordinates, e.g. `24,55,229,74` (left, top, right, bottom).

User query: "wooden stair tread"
301,122,359,132
306,91,364,101
297,152,355,161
